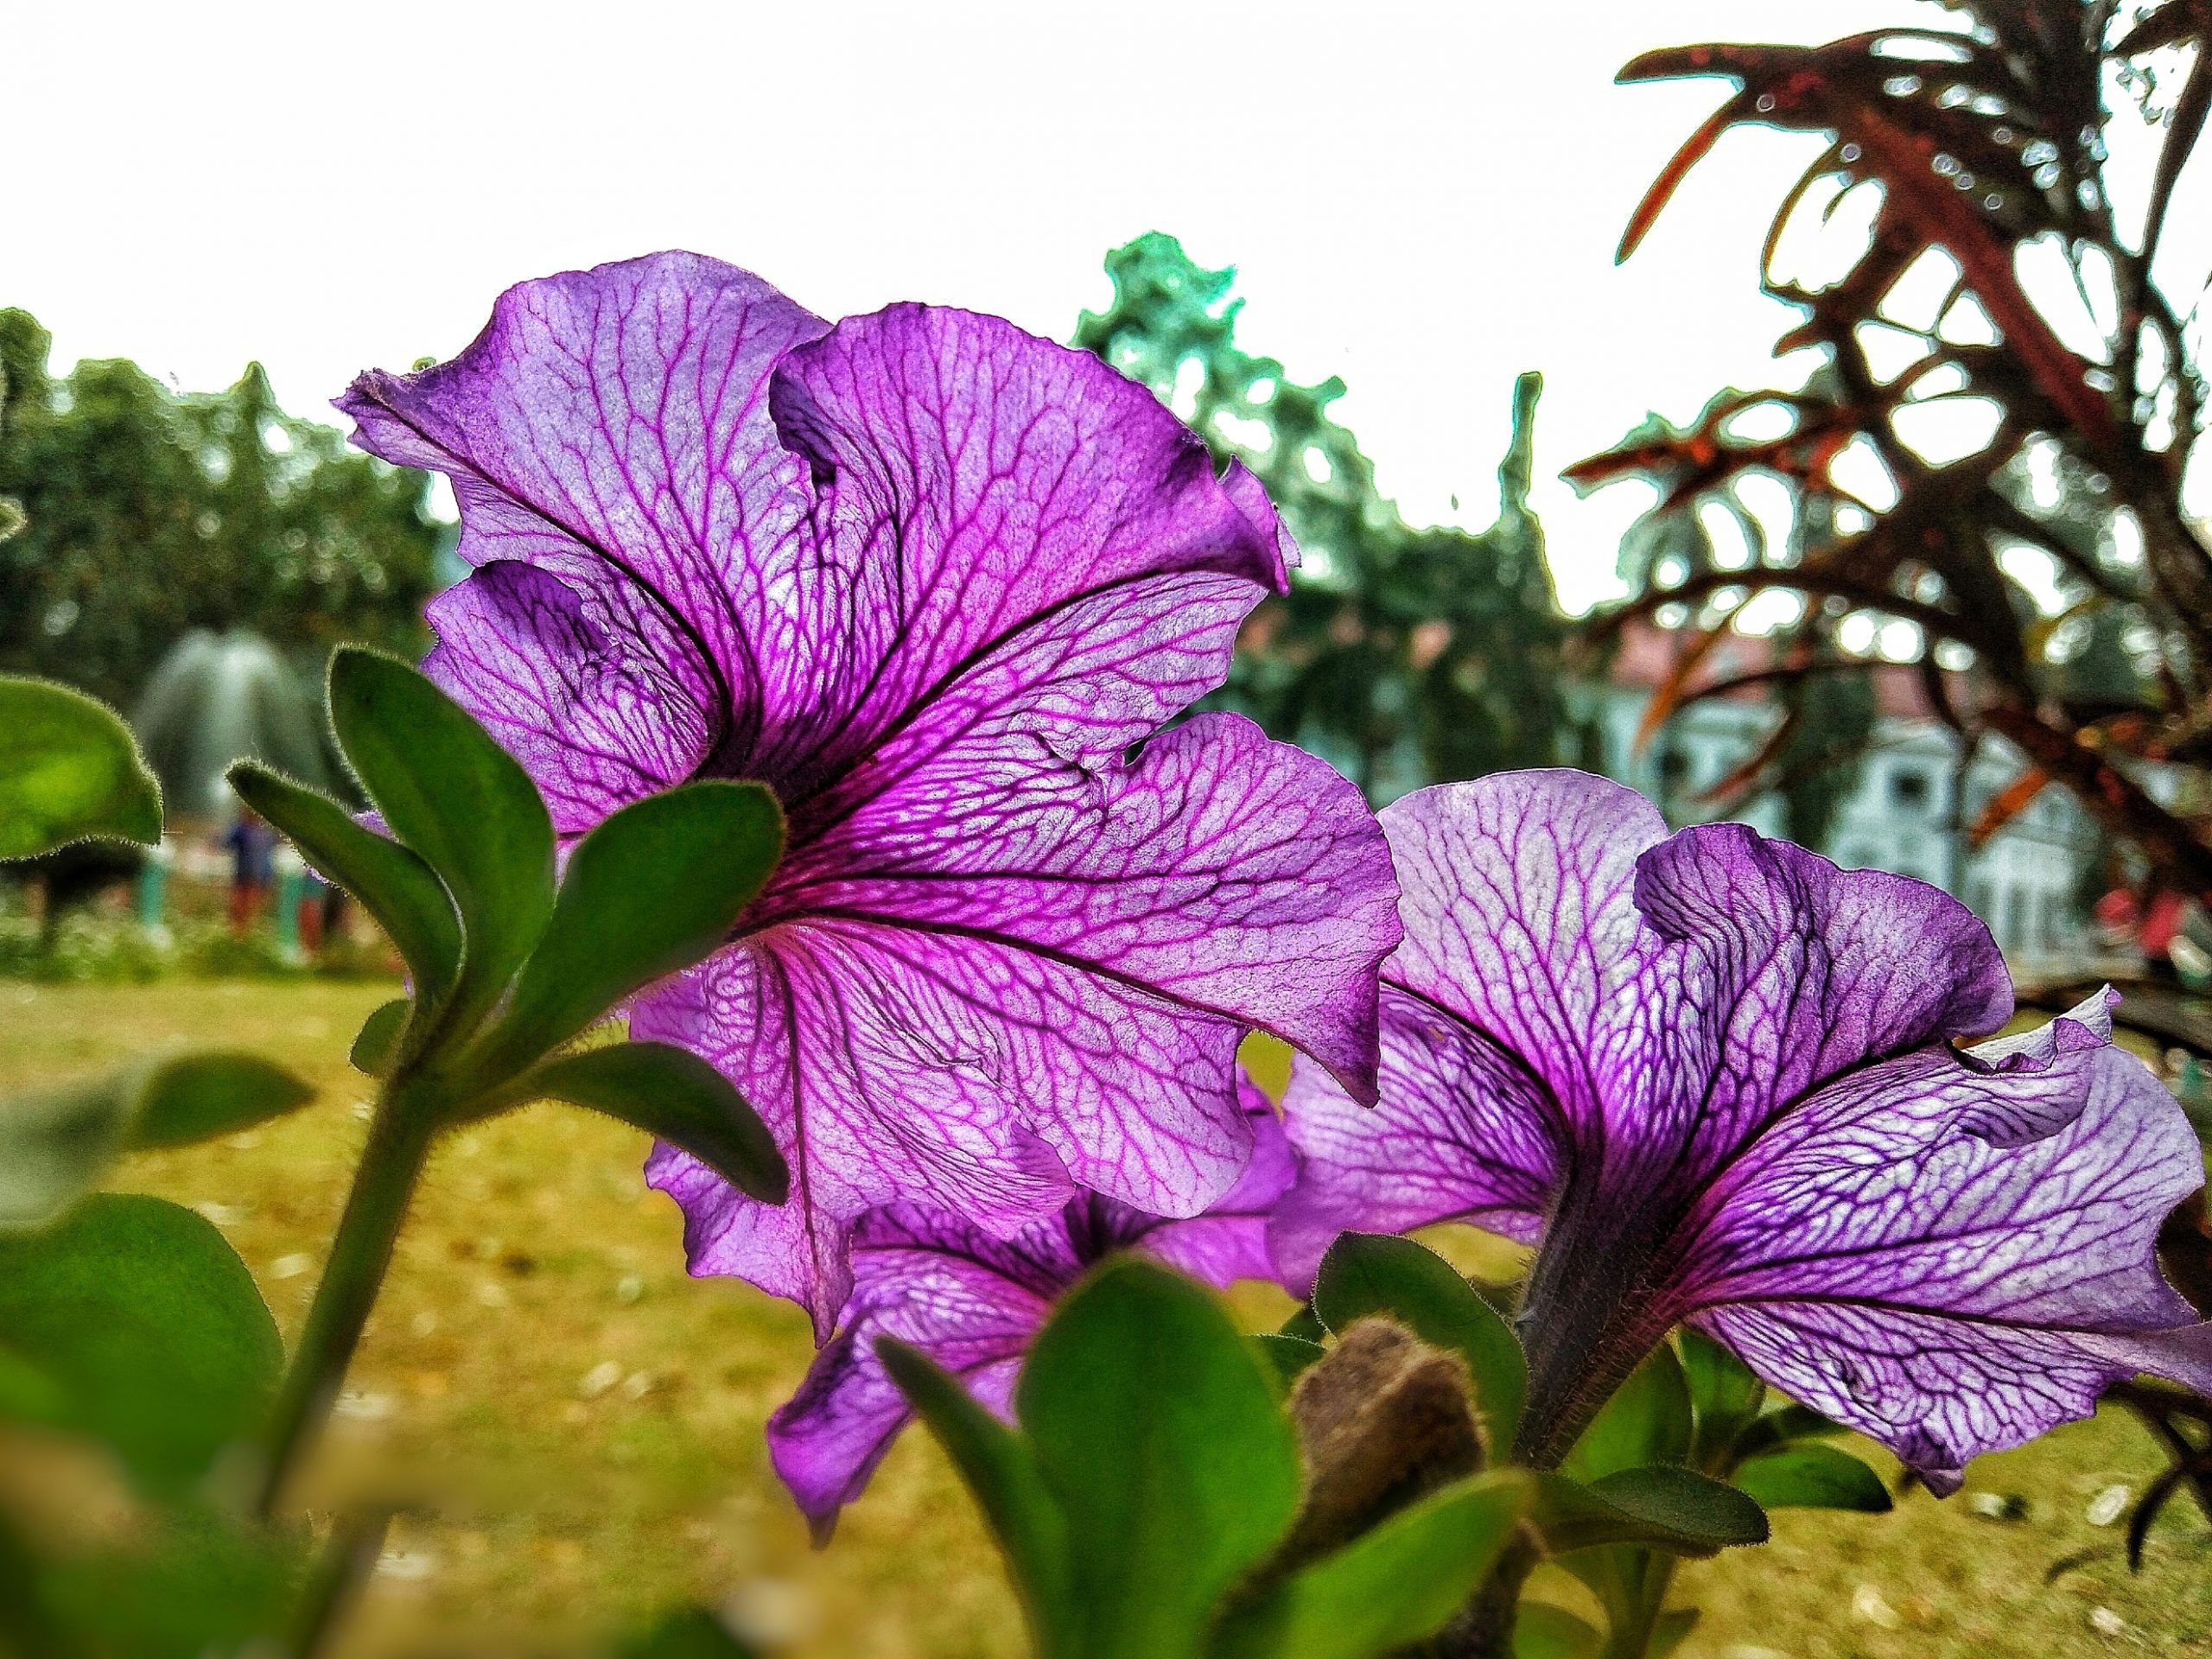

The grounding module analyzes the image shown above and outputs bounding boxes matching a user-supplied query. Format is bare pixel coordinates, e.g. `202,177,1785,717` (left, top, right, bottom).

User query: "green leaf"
0,1052,315,1226
0,1194,281,1493
1679,1327,1762,1461
325,648,553,1036
618,1605,759,1658
0,1342,65,1425
350,998,410,1076
34,1500,301,1659
125,1052,315,1150
1554,1546,1660,1658
1533,1467,1768,1559
514,1041,786,1204
490,781,783,1069
0,1508,78,1659
1567,1344,1691,1481
230,760,461,1011
1729,1402,1847,1462
1278,1303,1326,1343
1512,1601,1604,1659
0,1076,140,1228
1214,1471,1531,1659
1018,1258,1301,1659
0,676,162,860
1254,1333,1326,1388
1732,1443,1891,1513
1312,1232,1526,1449
1650,1606,1700,1656
881,1340,1074,1655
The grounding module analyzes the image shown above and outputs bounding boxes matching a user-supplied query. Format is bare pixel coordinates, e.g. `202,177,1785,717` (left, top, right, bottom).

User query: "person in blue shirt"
222,807,276,935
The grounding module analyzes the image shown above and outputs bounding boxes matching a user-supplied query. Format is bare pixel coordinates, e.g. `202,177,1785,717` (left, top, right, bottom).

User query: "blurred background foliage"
1573,0,2212,903
0,308,437,711
1076,234,1569,802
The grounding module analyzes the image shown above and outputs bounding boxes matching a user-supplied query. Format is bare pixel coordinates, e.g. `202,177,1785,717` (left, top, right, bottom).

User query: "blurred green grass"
3,979,2209,1656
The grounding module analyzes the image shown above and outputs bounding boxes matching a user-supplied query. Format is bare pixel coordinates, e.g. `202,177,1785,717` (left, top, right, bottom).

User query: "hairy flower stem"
253,1078,441,1517
1511,1180,1678,1469
1439,1183,1681,1657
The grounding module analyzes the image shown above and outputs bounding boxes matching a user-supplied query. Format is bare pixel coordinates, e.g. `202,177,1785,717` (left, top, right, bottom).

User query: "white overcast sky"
11,0,2204,611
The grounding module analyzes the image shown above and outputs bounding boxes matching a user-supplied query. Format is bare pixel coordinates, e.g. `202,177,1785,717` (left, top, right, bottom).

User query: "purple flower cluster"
347,252,2212,1521
340,252,1401,1338
1276,772,2212,1484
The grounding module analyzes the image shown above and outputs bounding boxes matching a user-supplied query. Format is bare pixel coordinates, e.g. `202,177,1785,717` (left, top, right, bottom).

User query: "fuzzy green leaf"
1312,1232,1525,1448
349,998,410,1077
0,1195,281,1493
229,760,462,1012
1732,1443,1891,1513
881,1339,1074,1655
516,1042,785,1204
1019,1259,1300,1659
1215,1471,1531,1659
0,1052,314,1226
1534,1467,1768,1559
326,648,553,1037
1567,1344,1691,1481
0,677,162,860
491,781,782,1069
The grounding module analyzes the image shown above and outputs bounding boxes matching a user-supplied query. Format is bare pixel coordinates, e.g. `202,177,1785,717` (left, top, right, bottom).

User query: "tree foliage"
1580,1,2212,899
1076,235,1567,801
0,309,438,708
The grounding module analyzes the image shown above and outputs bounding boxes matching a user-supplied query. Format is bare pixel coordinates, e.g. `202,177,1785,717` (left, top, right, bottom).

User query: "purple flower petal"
422,562,712,830
1376,770,1674,1136
1276,771,2212,1484
767,1078,1286,1533
1141,1074,1297,1286
345,257,1400,1332
637,920,1243,1330
1271,993,1558,1288
1626,819,2013,1184
767,1202,1050,1536
340,252,836,823
1678,998,2212,1489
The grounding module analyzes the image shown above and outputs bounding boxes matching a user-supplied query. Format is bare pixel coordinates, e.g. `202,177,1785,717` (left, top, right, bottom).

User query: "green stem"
253,1080,439,1517
1428,1536,1538,1658
284,1507,394,1659
1600,1554,1680,1659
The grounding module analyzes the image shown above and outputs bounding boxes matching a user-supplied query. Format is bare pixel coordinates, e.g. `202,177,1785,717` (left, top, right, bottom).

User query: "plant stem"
1428,1536,1537,1658
285,1506,394,1659
253,1079,439,1517
1435,1176,1686,1656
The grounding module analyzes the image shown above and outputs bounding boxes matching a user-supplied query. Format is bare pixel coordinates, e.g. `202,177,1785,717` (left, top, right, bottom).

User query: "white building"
1585,625,2110,964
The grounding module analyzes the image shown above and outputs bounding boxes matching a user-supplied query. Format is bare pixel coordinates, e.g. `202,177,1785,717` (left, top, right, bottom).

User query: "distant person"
297,866,329,956
222,807,276,935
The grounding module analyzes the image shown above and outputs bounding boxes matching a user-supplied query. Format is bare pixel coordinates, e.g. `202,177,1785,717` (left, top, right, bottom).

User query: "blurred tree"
0,310,437,709
1580,376,1881,849
1075,234,1567,800
1577,0,2212,900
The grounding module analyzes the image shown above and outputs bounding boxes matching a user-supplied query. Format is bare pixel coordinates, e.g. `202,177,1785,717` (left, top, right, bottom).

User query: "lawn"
3,979,2209,1657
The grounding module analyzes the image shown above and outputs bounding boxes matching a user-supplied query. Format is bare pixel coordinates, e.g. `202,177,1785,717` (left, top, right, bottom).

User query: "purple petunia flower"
1272,770,2212,1491
338,253,1399,1335
768,1071,1293,1536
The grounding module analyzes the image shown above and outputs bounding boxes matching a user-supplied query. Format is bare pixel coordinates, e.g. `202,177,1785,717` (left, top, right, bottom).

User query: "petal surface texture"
1274,770,2212,1484
341,254,1399,1333
767,1080,1290,1530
